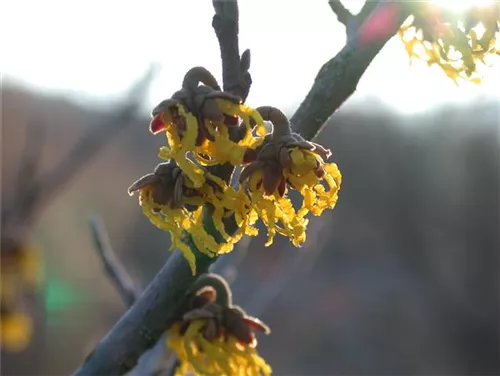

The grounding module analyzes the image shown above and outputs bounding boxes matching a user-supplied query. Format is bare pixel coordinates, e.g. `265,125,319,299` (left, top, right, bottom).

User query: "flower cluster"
167,274,271,376
1,237,41,352
398,2,500,83
129,67,341,273
237,106,341,247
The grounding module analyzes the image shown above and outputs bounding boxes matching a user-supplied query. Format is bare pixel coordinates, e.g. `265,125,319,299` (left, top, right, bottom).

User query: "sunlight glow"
431,0,494,12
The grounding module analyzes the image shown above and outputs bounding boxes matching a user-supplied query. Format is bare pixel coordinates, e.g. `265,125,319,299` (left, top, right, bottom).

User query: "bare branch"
72,3,415,376
17,67,157,227
73,249,214,376
291,2,412,140
89,215,140,307
328,0,352,25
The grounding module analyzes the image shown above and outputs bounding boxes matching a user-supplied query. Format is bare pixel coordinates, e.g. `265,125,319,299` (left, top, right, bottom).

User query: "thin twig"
329,0,381,41
72,3,415,375
89,215,174,376
89,215,140,307
328,0,352,25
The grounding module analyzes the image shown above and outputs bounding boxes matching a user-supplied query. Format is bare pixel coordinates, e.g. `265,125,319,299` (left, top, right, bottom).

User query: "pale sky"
2,0,499,115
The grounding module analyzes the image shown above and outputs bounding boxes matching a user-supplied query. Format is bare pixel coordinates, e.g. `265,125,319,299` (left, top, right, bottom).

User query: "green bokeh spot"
44,278,84,313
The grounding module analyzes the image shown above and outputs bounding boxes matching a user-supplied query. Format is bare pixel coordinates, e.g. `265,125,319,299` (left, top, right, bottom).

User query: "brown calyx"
150,67,242,146
179,284,270,345
240,106,332,196
127,161,188,210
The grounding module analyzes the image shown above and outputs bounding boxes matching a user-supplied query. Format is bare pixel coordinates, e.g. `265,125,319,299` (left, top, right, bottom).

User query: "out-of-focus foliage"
398,2,500,83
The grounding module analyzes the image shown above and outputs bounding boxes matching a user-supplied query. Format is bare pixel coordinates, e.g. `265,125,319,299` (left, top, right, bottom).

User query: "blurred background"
1,1,499,375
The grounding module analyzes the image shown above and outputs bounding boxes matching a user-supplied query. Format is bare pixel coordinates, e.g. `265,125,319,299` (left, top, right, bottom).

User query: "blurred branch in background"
2,66,157,235
0,66,156,358
88,215,171,376
3,120,47,235
89,215,140,308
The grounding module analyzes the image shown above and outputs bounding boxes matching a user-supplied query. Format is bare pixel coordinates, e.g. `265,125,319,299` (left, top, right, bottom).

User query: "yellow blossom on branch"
150,67,266,183
132,68,342,271
285,149,342,218
398,2,500,83
169,322,271,376
237,177,308,247
128,161,248,274
167,275,272,376
238,106,342,247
